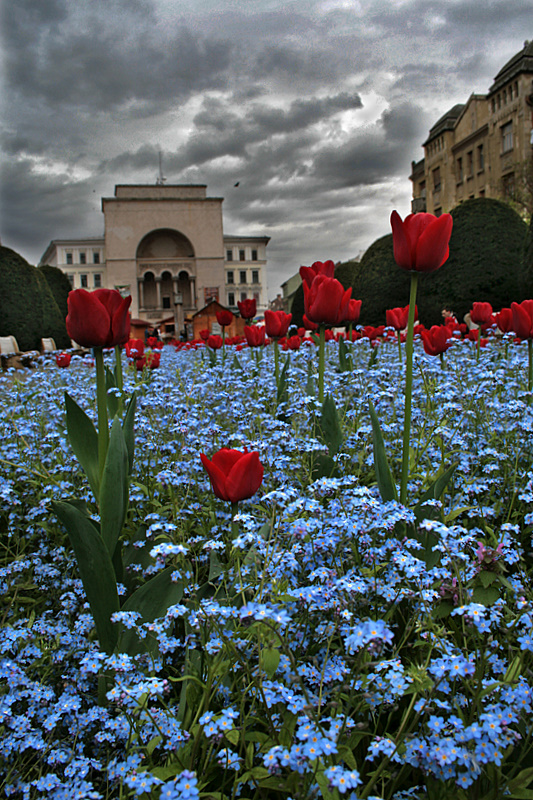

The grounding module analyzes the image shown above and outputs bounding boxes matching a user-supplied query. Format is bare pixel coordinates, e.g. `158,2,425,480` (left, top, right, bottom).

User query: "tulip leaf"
53,500,119,654
338,336,352,372
306,359,315,396
122,391,137,475
368,399,397,503
100,416,129,557
320,394,343,456
413,462,458,523
105,367,119,419
118,566,184,656
64,391,100,501
276,356,290,406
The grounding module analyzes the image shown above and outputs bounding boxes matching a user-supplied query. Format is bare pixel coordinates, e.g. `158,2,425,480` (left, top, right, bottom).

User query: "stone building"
410,40,533,215
39,184,270,334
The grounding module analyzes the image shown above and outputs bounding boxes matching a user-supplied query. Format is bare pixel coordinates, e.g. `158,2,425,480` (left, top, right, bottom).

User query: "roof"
424,104,465,144
489,40,533,94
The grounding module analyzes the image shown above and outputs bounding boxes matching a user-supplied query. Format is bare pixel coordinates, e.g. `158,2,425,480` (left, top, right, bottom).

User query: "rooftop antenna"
156,150,166,185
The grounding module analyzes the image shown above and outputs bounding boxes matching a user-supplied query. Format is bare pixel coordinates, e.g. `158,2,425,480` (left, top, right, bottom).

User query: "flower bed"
1,330,533,800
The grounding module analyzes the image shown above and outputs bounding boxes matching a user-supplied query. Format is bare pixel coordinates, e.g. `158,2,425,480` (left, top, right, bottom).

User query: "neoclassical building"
39,184,270,332
410,40,533,215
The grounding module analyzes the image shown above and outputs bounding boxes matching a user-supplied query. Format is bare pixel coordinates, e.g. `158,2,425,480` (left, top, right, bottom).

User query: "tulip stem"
477,328,481,362
400,273,419,506
397,331,402,364
318,325,325,404
94,347,109,477
527,339,533,406
114,344,124,416
231,501,239,540
274,339,280,386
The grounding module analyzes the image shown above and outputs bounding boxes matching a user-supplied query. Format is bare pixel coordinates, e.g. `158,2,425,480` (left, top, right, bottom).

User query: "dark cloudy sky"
1,0,532,296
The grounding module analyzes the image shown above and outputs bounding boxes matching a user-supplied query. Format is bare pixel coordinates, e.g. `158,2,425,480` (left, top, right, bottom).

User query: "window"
227,292,235,306
502,172,515,198
226,270,234,284
478,144,484,171
467,151,473,178
94,273,102,288
251,249,258,261
502,121,513,153
163,296,171,309
79,251,86,264
66,252,73,265
240,270,247,284
491,98,496,113
252,270,259,284
432,167,441,192
80,274,88,288
67,274,74,287
226,249,233,261
204,287,219,304
93,251,100,264
239,249,245,261
456,158,463,182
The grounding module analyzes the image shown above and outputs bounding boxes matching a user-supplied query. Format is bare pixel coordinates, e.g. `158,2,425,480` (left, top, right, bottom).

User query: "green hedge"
0,246,70,351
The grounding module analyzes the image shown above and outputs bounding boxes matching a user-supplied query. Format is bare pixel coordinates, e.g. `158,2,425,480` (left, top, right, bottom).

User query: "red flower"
494,308,513,333
299,260,336,288
199,329,210,341
420,325,452,356
390,210,453,273
363,325,385,341
302,315,319,331
237,298,257,320
207,334,223,350
386,305,416,332
216,309,233,327
66,288,131,348
470,302,494,327
244,325,266,347
264,310,292,338
200,448,264,503
55,352,71,367
125,339,145,359
511,300,533,339
147,351,160,369
343,298,362,325
285,335,302,350
303,275,352,326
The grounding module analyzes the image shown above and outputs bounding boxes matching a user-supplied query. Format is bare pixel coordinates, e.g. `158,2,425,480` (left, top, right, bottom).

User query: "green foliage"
351,199,529,326
0,246,70,351
38,264,72,318
523,216,533,296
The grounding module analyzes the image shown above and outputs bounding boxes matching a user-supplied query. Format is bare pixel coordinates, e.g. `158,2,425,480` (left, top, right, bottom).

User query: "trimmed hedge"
39,264,72,319
0,246,70,351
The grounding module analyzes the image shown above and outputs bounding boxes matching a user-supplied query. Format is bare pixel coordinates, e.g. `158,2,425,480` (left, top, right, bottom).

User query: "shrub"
39,264,72,319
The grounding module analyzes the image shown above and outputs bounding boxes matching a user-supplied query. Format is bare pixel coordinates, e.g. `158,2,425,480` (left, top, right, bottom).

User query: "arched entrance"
136,229,196,324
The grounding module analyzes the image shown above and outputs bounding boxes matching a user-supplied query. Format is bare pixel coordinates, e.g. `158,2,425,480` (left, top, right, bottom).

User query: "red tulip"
363,325,385,341
66,288,131,348
147,351,160,369
125,339,145,359
386,305,416,332
470,302,494,327
343,298,362,325
264,310,292,338
494,308,513,334
55,352,71,367
390,211,453,273
303,275,352,326
207,334,223,350
237,298,257,320
244,325,266,347
199,329,210,341
511,300,533,339
216,309,233,327
299,260,336,288
285,335,302,350
420,325,452,356
200,448,264,503
302,315,319,331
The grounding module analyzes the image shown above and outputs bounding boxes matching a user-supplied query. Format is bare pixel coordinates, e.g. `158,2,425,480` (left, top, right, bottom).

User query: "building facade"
39,184,270,332
410,40,533,215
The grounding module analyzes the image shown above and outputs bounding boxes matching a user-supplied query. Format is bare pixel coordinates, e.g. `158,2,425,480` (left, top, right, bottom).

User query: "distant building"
39,184,270,335
410,40,533,215
281,272,302,313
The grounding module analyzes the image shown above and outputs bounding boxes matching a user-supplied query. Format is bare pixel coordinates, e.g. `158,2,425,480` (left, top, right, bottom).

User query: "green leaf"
472,585,500,606
225,729,240,746
209,550,224,582
262,648,280,678
368,399,397,502
413,462,458,523
232,354,243,371
306,358,315,396
508,767,533,799
105,367,119,419
338,336,351,372
53,500,119,654
118,566,184,656
99,417,129,558
276,355,290,406
64,391,100,500
320,393,343,456
121,391,136,475
479,570,498,588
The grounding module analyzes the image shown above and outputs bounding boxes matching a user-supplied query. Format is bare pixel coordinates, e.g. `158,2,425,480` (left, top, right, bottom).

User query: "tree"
39,264,72,318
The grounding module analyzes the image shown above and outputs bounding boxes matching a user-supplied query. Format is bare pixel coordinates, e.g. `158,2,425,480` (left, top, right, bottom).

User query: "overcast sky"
1,0,532,297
